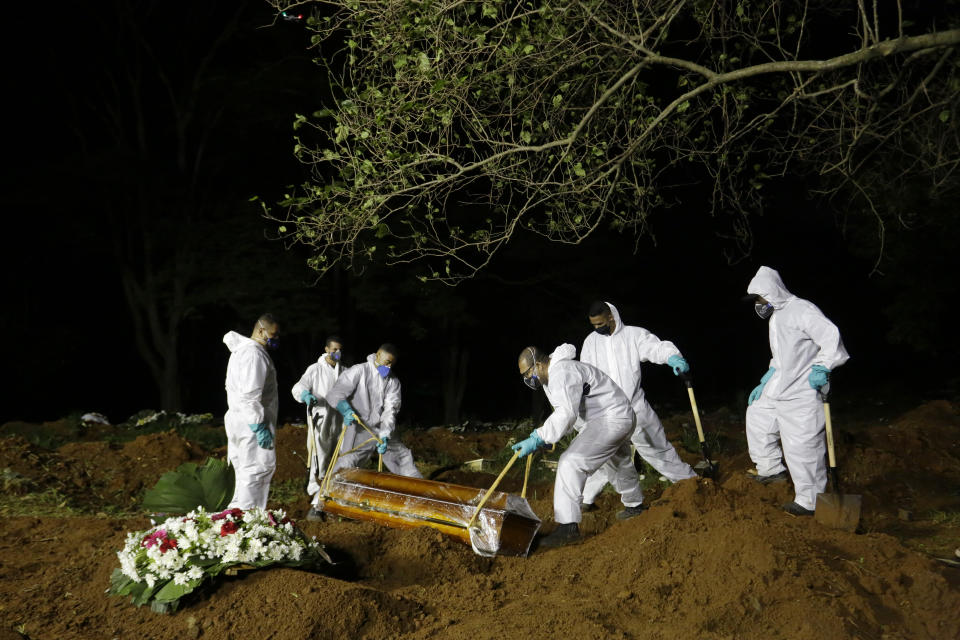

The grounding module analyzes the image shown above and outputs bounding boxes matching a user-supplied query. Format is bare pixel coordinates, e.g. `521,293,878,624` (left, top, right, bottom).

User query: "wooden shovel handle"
467,451,520,530
824,401,836,469
521,454,532,499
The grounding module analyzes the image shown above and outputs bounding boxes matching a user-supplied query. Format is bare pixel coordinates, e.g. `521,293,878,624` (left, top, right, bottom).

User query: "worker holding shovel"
744,266,850,516
325,343,423,479
580,300,698,518
291,335,344,521
513,344,642,548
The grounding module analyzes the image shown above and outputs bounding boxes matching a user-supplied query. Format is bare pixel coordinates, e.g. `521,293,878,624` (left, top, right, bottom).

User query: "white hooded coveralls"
325,354,422,478
580,302,696,506
223,331,278,510
291,356,342,504
534,344,642,524
746,266,850,510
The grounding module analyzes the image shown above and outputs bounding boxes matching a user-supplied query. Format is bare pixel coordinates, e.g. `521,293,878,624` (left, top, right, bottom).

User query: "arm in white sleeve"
633,328,681,365
580,335,596,366
235,351,269,425
379,379,402,438
326,365,361,409
536,406,578,444
291,363,318,404
803,307,850,370
534,365,582,443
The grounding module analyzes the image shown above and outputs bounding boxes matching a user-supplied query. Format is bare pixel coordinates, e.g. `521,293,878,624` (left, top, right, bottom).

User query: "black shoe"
754,470,788,485
616,504,647,520
581,502,598,513
538,523,581,549
782,501,814,516
306,507,326,522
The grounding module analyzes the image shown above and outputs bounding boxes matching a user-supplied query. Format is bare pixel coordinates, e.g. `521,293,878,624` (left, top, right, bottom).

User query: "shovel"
678,372,717,478
814,391,861,532
305,405,319,492
350,412,384,472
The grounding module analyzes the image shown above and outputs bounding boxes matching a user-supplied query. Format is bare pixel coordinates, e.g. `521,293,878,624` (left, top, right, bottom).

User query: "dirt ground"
1,399,958,639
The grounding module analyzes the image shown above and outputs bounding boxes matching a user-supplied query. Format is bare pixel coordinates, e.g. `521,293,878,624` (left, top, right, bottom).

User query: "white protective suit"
325,354,422,478
223,331,278,509
746,266,850,510
580,303,696,506
534,344,642,524
291,356,342,504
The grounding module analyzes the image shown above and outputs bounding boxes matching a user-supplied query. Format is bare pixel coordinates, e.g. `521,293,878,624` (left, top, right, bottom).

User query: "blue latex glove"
808,365,830,390
300,390,318,406
748,367,776,406
376,436,389,454
336,400,356,426
248,423,274,449
667,355,690,376
511,432,545,459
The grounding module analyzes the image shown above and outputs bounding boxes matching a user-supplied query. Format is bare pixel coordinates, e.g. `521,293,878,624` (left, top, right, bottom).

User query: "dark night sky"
2,1,955,428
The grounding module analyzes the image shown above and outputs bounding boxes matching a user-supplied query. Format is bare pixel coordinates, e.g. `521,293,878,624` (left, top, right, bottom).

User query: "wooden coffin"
320,468,541,557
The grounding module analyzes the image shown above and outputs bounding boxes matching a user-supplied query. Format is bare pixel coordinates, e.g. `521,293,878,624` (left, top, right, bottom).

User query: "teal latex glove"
248,423,274,449
667,355,690,376
511,432,545,458
376,436,389,454
336,400,356,426
808,365,830,390
300,390,318,406
748,367,776,406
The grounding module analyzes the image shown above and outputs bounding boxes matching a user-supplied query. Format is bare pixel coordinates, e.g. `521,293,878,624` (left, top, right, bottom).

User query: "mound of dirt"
2,476,956,640
1,400,958,639
0,430,205,512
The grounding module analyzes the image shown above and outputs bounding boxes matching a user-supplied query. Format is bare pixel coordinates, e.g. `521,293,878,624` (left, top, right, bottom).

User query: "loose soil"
1,400,958,639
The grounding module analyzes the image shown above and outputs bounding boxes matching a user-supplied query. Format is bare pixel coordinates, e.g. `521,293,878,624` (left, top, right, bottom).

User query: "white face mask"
754,302,774,319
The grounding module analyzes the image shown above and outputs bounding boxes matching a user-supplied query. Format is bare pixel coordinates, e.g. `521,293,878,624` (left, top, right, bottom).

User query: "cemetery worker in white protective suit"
745,266,850,516
512,344,642,548
223,313,280,510
580,301,697,516
325,343,422,479
292,335,344,521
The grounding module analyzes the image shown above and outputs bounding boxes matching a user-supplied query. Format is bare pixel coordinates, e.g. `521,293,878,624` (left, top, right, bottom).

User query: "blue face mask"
377,364,391,378
259,322,279,350
521,348,542,390
754,302,774,319
332,351,341,361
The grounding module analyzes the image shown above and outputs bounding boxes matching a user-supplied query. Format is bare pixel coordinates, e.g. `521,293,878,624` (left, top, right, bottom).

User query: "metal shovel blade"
694,458,718,479
815,492,862,532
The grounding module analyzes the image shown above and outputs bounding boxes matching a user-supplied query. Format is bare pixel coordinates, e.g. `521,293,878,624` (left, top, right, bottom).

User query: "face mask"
331,351,341,361
521,349,542,390
377,364,391,378
259,322,279,350
594,324,611,336
754,303,774,319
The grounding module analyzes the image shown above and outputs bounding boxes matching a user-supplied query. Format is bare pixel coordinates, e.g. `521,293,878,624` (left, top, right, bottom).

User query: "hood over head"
223,331,259,353
747,266,794,310
603,301,625,336
549,343,577,362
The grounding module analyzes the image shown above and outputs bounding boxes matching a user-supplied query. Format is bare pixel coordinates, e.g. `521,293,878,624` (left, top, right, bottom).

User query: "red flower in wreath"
220,520,240,537
212,508,243,522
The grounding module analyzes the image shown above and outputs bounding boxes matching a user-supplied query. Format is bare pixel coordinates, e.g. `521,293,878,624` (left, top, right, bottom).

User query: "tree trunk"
441,328,469,425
